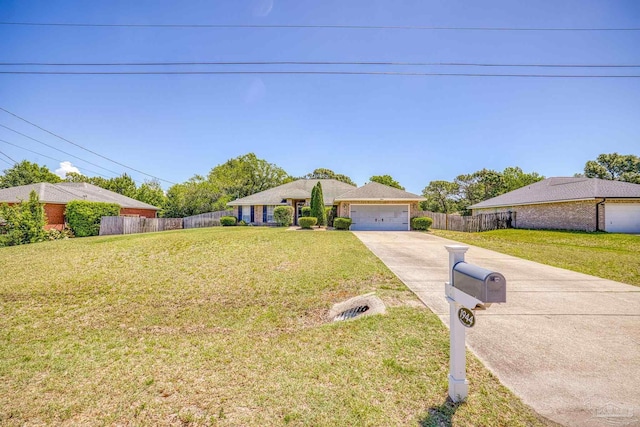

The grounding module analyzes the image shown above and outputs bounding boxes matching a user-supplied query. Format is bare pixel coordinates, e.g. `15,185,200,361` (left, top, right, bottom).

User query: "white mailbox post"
445,245,506,402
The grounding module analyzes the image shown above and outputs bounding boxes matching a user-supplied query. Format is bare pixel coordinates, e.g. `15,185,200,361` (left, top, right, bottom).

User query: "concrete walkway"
354,231,640,427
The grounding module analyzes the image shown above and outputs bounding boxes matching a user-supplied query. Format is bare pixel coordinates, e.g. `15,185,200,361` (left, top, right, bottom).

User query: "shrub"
310,182,327,226
298,216,317,229
238,220,248,226
66,200,120,237
334,217,352,230
301,206,312,217
412,216,433,231
220,216,237,226
325,206,336,227
273,206,294,226
0,190,47,246
46,226,74,241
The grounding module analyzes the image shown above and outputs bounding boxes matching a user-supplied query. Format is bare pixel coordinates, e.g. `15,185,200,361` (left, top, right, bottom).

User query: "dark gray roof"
227,179,357,206
334,181,426,201
470,177,640,209
0,182,160,210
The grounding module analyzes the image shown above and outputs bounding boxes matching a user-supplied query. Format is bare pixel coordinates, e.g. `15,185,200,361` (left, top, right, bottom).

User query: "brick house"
470,177,640,233
0,182,160,230
228,179,425,231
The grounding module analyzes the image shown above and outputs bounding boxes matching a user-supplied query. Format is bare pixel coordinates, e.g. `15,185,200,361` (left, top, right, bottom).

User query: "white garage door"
606,203,640,233
350,204,409,231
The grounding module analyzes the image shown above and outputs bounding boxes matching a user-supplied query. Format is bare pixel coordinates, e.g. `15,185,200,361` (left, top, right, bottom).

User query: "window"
242,205,251,223
266,205,275,222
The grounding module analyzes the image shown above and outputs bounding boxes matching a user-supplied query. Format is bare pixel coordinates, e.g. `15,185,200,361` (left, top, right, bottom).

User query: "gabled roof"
227,179,357,206
334,181,426,201
470,177,640,209
0,182,160,210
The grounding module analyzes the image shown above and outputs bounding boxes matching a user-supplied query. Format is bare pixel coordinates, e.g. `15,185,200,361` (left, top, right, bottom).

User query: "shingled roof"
334,181,426,201
227,179,356,206
0,182,160,210
470,177,640,209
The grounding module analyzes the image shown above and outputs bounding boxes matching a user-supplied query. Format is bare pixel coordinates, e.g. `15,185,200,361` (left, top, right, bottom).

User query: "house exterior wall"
473,200,599,231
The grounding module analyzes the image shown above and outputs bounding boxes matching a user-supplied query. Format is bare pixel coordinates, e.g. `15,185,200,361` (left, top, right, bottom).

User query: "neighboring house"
0,182,160,230
228,179,426,231
470,177,640,233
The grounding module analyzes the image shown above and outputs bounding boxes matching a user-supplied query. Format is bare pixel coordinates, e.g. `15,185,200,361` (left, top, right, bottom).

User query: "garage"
605,203,640,233
350,204,409,231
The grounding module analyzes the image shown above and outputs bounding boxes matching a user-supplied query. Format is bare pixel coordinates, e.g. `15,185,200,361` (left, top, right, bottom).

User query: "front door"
295,201,305,225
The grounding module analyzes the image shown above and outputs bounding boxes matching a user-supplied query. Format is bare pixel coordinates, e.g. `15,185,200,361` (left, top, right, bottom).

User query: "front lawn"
432,229,640,287
0,227,548,426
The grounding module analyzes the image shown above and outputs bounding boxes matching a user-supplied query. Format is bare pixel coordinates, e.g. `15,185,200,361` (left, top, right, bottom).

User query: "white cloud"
55,161,80,178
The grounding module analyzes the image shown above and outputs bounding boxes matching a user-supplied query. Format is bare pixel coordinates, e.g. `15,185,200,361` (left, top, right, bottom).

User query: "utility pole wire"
1,61,639,68
1,22,639,31
0,108,177,185
0,149,17,164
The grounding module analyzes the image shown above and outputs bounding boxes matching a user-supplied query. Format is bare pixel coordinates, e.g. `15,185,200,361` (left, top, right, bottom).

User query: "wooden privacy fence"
413,211,515,233
99,217,184,236
183,210,234,229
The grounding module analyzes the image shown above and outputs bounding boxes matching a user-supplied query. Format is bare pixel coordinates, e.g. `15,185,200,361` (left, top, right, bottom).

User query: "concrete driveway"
354,231,640,427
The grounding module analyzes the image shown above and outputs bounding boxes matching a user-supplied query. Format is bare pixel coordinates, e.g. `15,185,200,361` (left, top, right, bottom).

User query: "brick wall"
120,208,157,218
475,200,599,231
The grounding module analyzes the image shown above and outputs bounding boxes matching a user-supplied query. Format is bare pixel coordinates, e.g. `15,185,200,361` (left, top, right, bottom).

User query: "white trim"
348,203,410,231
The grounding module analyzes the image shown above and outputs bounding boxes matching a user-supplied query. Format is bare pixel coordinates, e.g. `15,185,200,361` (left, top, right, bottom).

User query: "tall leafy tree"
163,176,226,218
0,190,47,245
502,167,544,192
136,180,167,209
303,168,356,186
0,160,61,188
421,180,460,213
584,153,640,184
369,174,404,190
310,182,326,226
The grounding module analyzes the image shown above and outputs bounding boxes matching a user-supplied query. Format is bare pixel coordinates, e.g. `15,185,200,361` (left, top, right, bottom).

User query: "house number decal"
458,307,475,328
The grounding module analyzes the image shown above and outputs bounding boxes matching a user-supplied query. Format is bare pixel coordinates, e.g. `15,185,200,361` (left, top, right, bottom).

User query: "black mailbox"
452,262,506,303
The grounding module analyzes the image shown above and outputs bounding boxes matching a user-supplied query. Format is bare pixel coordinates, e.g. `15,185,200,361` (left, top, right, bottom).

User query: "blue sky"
0,0,639,193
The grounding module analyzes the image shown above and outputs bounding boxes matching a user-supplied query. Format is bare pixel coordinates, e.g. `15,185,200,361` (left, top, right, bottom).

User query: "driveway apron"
353,231,640,427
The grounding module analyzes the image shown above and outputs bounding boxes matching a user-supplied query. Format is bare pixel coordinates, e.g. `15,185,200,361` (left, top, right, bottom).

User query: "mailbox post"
444,245,506,402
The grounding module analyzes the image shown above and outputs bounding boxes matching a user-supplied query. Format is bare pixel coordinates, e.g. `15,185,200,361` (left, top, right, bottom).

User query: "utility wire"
1,22,639,31
0,156,14,166
0,138,119,180
0,123,125,177
0,108,177,184
1,60,639,68
0,149,17,164
0,70,638,78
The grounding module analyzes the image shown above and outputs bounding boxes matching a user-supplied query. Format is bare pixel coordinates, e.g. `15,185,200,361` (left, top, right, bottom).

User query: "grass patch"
432,229,640,286
0,227,548,425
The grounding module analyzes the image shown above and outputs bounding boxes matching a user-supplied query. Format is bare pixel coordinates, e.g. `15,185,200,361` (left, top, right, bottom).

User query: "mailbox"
452,262,506,304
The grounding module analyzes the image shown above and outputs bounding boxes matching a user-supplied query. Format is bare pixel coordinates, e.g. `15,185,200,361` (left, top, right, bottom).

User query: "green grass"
0,227,549,426
432,229,640,286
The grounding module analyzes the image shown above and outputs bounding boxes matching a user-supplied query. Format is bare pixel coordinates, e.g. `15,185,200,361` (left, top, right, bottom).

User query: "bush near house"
298,217,317,229
66,200,120,237
0,190,47,246
334,217,352,230
301,206,312,217
411,217,433,231
274,206,294,226
325,206,336,227
220,216,237,226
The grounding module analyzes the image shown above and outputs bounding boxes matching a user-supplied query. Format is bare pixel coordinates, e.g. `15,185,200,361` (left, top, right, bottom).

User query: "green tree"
0,160,61,188
105,174,137,198
369,174,405,190
310,182,326,226
0,190,47,245
421,180,460,213
584,153,640,184
135,180,167,210
502,167,544,192
208,153,291,200
455,169,504,214
164,176,226,218
303,168,356,186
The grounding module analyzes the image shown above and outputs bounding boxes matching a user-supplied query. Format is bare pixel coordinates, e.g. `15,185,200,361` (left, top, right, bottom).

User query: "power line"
1,60,639,68
0,149,17,164
0,156,14,166
0,138,118,180
0,123,125,176
0,70,638,78
0,108,177,184
1,21,639,31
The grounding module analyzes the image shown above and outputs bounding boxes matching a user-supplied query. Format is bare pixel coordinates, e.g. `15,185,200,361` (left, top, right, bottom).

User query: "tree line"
1,152,637,217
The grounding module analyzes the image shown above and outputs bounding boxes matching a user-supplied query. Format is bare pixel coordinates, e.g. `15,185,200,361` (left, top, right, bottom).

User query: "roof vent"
329,293,385,322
